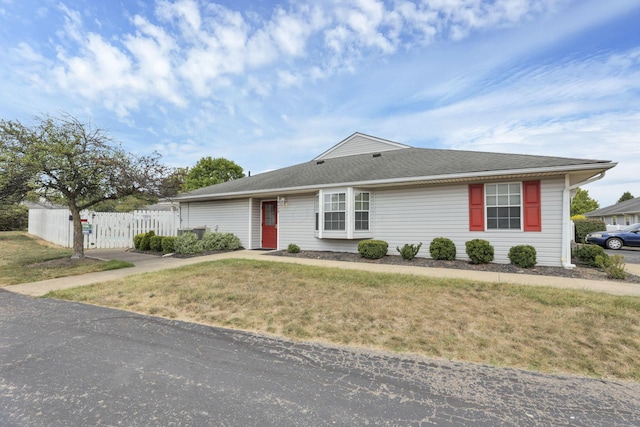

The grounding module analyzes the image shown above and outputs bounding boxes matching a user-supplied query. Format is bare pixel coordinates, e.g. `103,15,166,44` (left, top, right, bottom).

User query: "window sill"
315,231,374,240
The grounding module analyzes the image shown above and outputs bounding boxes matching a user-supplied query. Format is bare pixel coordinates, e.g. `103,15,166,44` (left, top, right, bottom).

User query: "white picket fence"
28,208,179,249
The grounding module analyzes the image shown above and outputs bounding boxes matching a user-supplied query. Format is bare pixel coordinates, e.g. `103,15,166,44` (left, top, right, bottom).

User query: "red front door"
261,201,278,249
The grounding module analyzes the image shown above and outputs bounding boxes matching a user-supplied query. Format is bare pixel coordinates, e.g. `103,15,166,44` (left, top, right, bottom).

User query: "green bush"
150,235,163,252
201,232,242,251
574,219,606,243
174,232,203,255
161,236,177,254
429,237,456,261
220,233,241,250
133,233,145,250
287,243,301,253
0,204,28,231
576,244,607,267
465,239,494,264
201,232,223,251
357,239,388,259
396,242,422,260
596,254,627,280
139,231,156,251
508,245,537,268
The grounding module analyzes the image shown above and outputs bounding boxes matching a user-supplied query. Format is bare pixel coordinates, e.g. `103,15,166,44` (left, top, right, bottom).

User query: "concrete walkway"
6,248,640,297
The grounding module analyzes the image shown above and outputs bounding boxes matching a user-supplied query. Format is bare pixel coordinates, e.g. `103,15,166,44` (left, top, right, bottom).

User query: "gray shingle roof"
585,197,640,217
175,146,614,201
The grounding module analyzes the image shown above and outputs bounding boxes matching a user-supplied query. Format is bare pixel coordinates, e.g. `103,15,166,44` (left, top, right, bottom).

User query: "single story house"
174,133,616,268
585,197,640,228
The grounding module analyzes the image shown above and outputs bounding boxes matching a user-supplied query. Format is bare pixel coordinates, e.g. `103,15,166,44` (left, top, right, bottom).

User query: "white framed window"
323,192,346,231
486,183,521,230
354,191,369,231
314,194,319,231
316,188,373,238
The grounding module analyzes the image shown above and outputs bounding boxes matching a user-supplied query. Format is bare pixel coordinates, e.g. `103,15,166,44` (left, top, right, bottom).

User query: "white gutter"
561,171,607,269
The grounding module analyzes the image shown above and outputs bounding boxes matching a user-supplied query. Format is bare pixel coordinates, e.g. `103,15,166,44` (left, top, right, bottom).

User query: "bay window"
316,188,372,238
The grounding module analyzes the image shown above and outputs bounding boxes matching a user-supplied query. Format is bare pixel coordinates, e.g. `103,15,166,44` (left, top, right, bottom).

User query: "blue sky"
1,0,639,207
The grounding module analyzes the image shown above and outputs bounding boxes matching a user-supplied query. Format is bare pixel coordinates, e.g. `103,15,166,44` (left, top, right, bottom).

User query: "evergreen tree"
617,191,634,203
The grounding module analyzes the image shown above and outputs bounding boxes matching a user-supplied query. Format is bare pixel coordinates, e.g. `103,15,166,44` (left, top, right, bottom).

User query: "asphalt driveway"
606,247,640,264
2,290,639,426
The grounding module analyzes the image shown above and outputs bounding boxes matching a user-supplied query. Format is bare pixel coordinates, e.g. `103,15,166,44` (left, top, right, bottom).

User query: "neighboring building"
173,133,617,267
585,197,640,228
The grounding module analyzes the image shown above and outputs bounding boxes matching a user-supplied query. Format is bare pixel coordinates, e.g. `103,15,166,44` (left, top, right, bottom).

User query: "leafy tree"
617,191,634,204
0,131,36,204
0,204,28,231
91,195,153,212
161,167,189,197
570,188,599,216
92,167,188,211
0,114,175,258
182,157,244,191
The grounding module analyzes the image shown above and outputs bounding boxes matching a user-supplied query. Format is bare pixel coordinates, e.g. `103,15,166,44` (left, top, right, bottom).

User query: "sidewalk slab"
5,249,640,297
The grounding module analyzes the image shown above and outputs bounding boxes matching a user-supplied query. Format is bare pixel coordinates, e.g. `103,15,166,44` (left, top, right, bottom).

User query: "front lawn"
46,258,640,382
0,232,133,285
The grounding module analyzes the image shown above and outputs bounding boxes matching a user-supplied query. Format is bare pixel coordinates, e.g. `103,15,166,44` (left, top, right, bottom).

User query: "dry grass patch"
0,232,133,285
46,259,640,381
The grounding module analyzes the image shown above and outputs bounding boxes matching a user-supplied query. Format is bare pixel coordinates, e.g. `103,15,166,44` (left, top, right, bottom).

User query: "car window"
624,223,640,232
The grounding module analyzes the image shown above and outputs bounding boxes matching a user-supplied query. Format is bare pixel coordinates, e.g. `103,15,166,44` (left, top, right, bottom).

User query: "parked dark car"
585,223,640,250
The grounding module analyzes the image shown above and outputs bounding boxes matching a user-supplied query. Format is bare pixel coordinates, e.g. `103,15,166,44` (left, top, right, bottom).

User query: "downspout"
561,171,606,268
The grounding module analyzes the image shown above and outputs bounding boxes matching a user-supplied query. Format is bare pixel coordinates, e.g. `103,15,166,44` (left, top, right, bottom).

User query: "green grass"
46,258,640,382
0,231,133,285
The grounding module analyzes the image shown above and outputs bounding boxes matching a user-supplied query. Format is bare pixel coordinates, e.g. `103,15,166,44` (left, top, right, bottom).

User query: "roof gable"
314,132,410,160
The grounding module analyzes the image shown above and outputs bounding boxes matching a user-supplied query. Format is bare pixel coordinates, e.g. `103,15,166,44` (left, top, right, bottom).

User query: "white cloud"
28,0,583,119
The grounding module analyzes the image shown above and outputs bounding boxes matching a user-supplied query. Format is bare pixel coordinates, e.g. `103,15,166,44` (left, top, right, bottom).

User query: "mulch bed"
267,250,640,284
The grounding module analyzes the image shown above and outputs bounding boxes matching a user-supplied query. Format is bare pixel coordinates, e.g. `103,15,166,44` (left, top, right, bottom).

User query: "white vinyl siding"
372,178,565,267
279,193,363,253
249,198,261,249
179,177,566,267
317,134,408,159
180,199,250,247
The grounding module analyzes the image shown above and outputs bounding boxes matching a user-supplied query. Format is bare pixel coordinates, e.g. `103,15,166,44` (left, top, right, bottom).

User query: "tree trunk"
69,205,85,259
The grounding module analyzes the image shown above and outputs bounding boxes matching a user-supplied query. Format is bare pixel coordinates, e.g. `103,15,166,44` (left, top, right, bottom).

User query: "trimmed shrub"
139,231,156,251
596,254,627,280
219,233,241,250
287,243,301,254
201,232,242,251
174,231,203,255
508,245,537,268
133,233,145,250
397,242,422,260
161,236,177,254
358,239,388,259
429,237,456,261
465,239,494,264
150,235,163,252
574,219,606,243
201,232,223,251
576,244,606,267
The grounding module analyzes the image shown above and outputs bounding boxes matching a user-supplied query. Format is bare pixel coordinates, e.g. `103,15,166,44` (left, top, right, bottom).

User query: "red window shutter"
523,180,541,232
468,184,484,231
